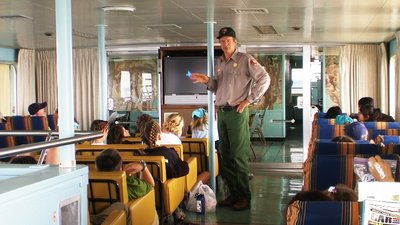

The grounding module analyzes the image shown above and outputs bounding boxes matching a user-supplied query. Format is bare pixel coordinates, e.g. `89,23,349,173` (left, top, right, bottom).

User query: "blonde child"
190,108,208,138
160,113,184,144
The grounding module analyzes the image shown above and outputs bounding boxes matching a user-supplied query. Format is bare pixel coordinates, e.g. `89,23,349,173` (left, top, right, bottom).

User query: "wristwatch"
140,160,146,172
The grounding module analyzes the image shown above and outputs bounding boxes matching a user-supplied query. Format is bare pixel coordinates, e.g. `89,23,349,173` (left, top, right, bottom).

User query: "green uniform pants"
218,107,251,200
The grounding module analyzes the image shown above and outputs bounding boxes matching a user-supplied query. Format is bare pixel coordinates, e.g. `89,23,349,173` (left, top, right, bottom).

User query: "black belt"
219,105,239,112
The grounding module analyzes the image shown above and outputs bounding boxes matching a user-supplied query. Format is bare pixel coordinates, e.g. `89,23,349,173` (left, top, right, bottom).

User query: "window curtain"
339,44,388,114
36,51,58,114
34,48,99,130
0,65,11,115
16,49,36,115
396,38,400,120
73,48,99,130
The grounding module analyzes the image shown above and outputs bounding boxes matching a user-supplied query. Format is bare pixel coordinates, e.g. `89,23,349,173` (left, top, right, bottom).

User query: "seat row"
88,171,157,225
76,143,197,225
287,112,400,225
122,137,219,184
0,115,57,147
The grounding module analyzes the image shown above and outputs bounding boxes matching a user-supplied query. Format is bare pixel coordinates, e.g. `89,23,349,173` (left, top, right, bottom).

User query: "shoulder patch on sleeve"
250,58,259,66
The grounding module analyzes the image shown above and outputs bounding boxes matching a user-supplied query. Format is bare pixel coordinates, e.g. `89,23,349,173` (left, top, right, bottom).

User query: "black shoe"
233,198,250,211
217,195,237,207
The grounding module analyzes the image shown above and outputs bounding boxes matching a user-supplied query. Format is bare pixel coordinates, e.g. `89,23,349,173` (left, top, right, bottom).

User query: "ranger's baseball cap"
217,27,236,39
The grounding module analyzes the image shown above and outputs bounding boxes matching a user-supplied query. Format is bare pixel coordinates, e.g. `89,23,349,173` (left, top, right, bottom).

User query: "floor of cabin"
177,123,305,225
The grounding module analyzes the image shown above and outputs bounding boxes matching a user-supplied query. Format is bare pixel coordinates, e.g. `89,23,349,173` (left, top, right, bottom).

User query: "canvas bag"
186,181,217,213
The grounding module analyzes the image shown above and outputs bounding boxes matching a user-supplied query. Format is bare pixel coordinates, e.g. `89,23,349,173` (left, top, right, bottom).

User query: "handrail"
0,130,99,136
0,131,103,158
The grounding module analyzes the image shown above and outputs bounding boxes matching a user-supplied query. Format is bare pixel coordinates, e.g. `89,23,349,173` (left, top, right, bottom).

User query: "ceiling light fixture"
232,8,269,14
102,6,136,13
144,24,182,30
0,14,33,20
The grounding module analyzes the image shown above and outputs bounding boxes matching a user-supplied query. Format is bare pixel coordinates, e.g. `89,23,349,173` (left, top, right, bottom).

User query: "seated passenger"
90,119,109,145
190,108,208,138
28,101,47,117
344,122,368,141
323,184,358,201
10,155,37,164
107,125,132,144
331,135,356,143
288,184,357,205
325,106,342,119
335,114,353,125
95,148,155,200
160,113,184,144
93,149,158,225
140,120,189,179
135,113,153,136
354,97,394,122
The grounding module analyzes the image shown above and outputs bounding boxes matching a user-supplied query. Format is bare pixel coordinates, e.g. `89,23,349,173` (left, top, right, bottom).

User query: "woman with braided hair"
140,120,189,179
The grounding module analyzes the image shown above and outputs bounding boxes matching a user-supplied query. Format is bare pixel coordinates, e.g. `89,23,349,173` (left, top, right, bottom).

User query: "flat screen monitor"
163,56,215,95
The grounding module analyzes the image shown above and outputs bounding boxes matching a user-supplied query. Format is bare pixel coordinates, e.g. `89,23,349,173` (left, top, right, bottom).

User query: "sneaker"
233,198,250,211
217,195,237,207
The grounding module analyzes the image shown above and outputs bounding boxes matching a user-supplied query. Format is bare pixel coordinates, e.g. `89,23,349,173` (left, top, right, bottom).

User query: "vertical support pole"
97,25,108,120
206,21,216,191
302,45,311,161
55,0,75,167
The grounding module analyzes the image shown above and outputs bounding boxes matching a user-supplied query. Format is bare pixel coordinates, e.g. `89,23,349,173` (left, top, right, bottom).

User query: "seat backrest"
364,121,400,129
387,144,400,154
314,124,345,140
311,141,381,156
75,143,184,159
122,137,143,144
101,208,127,225
88,171,129,214
181,138,209,173
10,116,31,145
78,153,168,213
286,200,359,225
29,116,49,143
303,154,355,191
47,114,58,131
316,118,336,125
76,144,147,157
128,188,156,225
0,121,15,148
370,129,400,140
303,154,400,191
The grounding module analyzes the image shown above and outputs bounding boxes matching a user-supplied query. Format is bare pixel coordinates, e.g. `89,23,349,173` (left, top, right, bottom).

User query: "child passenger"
325,106,342,119
95,148,155,200
344,122,369,141
140,120,189,179
93,149,158,225
90,119,109,145
160,113,184,144
107,125,132,144
190,108,208,138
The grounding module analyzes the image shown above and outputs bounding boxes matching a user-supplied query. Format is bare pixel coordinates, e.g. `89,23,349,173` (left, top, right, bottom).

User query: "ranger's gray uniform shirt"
206,49,271,106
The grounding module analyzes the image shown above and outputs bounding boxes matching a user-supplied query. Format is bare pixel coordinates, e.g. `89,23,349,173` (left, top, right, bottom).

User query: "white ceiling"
1,0,400,50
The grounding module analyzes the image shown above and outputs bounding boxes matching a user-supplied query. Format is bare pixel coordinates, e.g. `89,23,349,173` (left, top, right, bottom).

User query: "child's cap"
335,115,353,125
345,122,368,140
192,108,207,119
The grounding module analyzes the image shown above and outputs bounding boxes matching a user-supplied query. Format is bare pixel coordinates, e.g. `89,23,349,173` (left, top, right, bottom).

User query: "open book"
362,199,400,225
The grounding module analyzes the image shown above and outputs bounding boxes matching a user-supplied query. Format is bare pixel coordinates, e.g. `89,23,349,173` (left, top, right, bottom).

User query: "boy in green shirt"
95,148,155,200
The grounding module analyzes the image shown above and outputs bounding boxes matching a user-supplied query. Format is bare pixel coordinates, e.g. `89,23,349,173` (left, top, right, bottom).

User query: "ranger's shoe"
217,196,237,207
233,198,250,211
